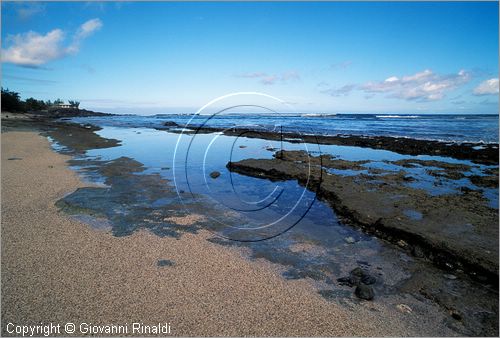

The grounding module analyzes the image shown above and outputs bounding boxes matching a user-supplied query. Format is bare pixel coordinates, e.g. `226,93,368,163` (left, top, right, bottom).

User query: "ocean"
69,113,499,144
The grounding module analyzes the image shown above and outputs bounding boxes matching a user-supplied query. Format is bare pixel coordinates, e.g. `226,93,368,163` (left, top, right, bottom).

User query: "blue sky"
1,1,498,114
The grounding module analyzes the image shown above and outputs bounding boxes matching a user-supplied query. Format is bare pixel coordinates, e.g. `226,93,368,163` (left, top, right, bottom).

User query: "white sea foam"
301,113,337,117
376,115,420,118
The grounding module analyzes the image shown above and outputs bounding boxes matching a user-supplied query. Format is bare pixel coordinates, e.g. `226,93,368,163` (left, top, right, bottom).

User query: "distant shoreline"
1,108,113,119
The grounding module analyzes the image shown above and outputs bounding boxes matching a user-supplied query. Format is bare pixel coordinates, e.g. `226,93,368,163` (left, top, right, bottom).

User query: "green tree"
53,99,64,105
68,100,80,108
1,88,24,112
25,97,48,111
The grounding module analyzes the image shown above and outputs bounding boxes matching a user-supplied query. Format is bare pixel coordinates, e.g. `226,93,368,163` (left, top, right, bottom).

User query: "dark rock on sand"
355,284,375,300
157,259,175,267
210,171,221,179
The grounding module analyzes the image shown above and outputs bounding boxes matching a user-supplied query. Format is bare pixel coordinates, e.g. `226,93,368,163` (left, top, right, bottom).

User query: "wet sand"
1,130,456,336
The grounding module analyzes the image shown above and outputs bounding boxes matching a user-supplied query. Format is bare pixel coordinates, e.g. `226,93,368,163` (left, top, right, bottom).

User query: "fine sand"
1,131,453,336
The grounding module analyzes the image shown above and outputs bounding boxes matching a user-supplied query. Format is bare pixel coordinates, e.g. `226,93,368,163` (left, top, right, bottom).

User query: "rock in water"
337,276,354,286
210,171,221,179
355,284,374,300
361,274,377,285
163,121,178,127
338,267,378,288
351,267,370,285
350,267,365,277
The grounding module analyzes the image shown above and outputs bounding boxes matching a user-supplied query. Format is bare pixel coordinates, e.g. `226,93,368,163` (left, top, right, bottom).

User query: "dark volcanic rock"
157,259,175,267
355,284,375,300
163,121,179,127
412,245,425,258
470,174,499,188
210,171,221,179
350,267,365,277
361,274,377,285
45,108,111,118
173,125,499,164
227,150,499,283
336,276,354,286
337,267,377,287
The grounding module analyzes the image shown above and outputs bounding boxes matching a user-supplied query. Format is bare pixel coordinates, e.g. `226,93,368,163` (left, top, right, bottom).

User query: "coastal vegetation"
1,88,79,113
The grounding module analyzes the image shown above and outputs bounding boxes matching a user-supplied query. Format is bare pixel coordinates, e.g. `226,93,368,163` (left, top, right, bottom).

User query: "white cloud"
67,18,103,54
1,29,65,67
361,69,470,101
75,18,103,40
473,78,499,96
401,69,433,82
1,19,102,67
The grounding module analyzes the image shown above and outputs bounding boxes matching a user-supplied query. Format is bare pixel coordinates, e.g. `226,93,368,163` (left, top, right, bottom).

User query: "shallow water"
47,121,499,336
82,126,499,210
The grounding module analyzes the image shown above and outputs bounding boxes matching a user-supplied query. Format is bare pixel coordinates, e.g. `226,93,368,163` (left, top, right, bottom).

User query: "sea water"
69,113,499,144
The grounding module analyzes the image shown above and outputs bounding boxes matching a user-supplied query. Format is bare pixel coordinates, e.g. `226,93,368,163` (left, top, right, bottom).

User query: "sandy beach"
1,129,456,336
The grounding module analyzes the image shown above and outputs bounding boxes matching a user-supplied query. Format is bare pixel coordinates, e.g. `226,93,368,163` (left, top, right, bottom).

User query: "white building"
53,103,76,109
